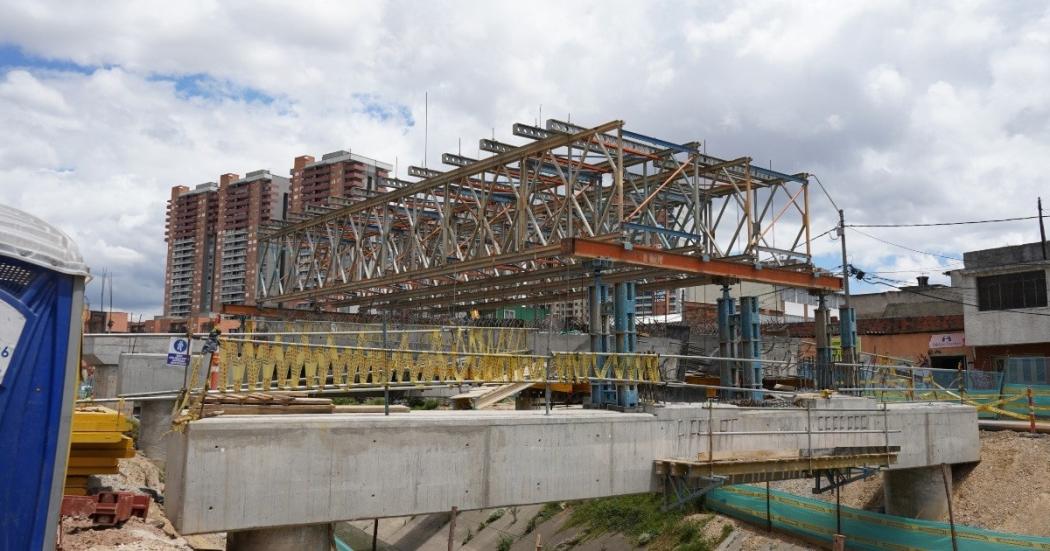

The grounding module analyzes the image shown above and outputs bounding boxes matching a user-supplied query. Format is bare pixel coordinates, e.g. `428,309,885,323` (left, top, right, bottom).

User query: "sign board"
929,332,966,349
0,300,26,385
166,336,190,369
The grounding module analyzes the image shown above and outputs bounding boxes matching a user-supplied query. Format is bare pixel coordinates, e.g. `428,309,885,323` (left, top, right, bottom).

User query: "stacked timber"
66,406,135,496
200,393,334,415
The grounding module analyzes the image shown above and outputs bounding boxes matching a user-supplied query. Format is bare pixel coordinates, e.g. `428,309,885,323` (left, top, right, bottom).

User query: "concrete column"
93,364,119,399
883,466,950,520
138,398,175,463
226,524,331,551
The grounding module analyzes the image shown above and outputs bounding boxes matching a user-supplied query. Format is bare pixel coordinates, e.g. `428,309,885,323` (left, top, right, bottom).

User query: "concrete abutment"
883,465,951,520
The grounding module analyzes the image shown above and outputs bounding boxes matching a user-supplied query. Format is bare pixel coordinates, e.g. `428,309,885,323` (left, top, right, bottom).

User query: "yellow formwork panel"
72,407,133,432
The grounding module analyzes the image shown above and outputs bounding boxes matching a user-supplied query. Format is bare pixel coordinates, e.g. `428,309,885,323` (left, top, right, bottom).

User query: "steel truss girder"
256,119,832,309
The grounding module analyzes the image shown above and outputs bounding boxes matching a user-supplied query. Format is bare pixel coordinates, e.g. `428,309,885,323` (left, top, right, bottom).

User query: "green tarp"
705,485,1050,550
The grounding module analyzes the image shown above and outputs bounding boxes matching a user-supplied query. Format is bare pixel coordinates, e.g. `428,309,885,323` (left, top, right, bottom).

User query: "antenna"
423,91,428,168
108,271,114,330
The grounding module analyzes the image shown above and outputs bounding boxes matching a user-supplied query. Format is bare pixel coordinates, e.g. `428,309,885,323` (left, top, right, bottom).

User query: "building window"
1003,357,1050,385
976,270,1047,311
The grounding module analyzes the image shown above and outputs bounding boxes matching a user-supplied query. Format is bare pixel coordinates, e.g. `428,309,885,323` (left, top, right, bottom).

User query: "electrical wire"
859,272,1050,318
847,227,963,262
847,215,1037,228
811,225,839,241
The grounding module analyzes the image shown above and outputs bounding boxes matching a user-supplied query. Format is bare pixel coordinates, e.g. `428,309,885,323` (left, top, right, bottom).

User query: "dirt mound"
773,430,1050,538
952,430,1050,536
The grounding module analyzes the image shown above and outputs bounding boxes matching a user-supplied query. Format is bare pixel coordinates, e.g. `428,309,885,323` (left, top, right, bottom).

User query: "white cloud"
865,65,910,105
0,0,1047,314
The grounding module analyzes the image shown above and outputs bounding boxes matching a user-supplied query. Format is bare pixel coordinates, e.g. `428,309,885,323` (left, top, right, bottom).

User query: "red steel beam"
561,238,842,291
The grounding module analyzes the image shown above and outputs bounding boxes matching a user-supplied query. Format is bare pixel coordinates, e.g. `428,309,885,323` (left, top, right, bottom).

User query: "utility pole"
837,209,854,365
1039,197,1047,261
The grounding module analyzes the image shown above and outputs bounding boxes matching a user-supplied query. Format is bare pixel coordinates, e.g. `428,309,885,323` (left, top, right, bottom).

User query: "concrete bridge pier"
226,523,332,551
138,398,176,463
883,465,951,520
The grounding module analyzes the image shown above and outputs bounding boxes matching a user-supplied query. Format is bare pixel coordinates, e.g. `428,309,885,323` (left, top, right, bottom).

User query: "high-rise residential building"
289,150,392,214
212,170,291,310
164,183,219,317
162,150,391,319
163,170,290,318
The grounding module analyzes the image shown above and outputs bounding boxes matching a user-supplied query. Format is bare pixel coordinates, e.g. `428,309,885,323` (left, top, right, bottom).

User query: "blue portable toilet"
0,205,89,551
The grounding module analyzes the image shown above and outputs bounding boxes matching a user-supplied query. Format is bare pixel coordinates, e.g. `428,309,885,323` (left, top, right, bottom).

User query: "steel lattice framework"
256,119,841,312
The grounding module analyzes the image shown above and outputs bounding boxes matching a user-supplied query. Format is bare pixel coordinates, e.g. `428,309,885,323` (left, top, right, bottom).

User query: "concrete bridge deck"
165,396,979,536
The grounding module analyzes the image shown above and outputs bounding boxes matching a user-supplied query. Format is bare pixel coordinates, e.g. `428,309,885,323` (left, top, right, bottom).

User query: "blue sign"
167,337,191,368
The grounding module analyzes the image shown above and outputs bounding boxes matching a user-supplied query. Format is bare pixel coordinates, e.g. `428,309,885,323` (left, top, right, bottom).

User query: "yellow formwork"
64,407,135,493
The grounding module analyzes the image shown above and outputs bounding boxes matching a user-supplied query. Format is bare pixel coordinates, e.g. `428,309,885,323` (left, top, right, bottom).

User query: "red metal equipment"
60,492,150,526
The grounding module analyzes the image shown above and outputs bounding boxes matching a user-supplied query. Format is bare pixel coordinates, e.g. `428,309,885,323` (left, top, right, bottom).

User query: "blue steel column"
739,296,762,401
614,281,638,409
814,294,833,389
588,262,613,407
716,284,737,399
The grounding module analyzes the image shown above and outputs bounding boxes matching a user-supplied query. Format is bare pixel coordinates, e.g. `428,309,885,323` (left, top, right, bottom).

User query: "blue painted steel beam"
622,222,703,242
621,129,695,154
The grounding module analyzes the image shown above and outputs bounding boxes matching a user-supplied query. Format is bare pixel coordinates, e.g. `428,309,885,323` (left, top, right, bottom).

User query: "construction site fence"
828,363,1050,421
705,484,1050,550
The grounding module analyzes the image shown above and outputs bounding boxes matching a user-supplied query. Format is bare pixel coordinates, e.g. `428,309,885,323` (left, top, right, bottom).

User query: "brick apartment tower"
163,183,219,318
211,170,290,311
289,150,392,215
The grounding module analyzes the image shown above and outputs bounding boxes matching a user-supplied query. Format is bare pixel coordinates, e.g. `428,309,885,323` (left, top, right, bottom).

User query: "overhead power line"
847,227,964,262
859,273,1050,318
847,215,1037,228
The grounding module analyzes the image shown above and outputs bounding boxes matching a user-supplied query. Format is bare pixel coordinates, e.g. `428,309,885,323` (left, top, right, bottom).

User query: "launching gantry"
255,119,842,312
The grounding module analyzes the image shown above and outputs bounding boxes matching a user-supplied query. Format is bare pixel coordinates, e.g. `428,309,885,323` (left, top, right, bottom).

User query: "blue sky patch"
0,43,97,74
150,73,276,105
354,93,415,127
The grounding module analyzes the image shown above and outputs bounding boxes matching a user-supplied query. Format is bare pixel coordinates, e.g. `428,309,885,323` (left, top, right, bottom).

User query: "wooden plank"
70,431,125,444
201,403,334,416
66,465,120,476
333,405,410,414
68,456,121,468
696,449,800,462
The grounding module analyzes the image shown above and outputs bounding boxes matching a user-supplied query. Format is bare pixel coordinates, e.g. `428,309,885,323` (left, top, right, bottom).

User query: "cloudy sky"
1,0,1048,316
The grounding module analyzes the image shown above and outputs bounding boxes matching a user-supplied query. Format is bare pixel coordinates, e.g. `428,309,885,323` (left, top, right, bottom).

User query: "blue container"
0,205,89,551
